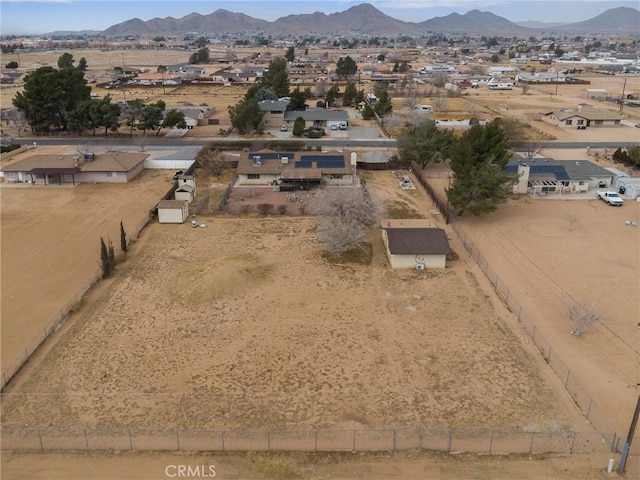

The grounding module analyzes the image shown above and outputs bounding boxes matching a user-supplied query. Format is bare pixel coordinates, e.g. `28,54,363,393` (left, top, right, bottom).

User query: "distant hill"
270,4,424,36
97,3,640,38
418,10,530,34
515,21,566,29
550,7,640,34
100,9,270,37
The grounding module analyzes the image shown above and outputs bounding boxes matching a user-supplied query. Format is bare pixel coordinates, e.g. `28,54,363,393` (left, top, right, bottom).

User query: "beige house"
236,150,354,189
382,227,451,270
0,152,147,185
540,109,622,128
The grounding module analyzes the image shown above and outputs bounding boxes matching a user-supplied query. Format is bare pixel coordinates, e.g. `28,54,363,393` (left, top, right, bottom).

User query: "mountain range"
99,3,640,37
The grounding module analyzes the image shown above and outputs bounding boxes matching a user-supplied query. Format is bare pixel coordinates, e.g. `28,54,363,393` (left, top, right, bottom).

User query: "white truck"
597,190,624,206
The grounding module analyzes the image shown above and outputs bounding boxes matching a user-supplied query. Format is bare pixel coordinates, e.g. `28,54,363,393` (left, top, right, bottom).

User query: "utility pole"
618,393,640,473
619,78,627,114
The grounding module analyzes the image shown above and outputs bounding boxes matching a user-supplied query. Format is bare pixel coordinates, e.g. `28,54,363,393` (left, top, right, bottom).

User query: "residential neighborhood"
1,2,639,479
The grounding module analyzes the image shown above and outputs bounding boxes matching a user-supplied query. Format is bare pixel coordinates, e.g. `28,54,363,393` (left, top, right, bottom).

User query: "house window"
614,120,620,125
561,181,569,187
247,173,260,180
329,174,343,179
541,186,556,192
579,181,585,185
576,119,584,125
565,120,573,125
107,172,117,178
594,120,603,126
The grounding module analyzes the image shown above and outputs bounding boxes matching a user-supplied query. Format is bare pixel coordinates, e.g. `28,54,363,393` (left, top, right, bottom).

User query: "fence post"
314,430,318,452
611,433,618,453
176,430,180,451
84,428,89,450
393,429,397,451
565,370,570,389
352,430,356,452
448,430,453,453
547,346,552,363
267,430,271,451
586,398,593,419
529,432,535,453
37,428,44,450
531,324,536,342
129,428,133,450
569,432,577,454
221,431,225,452
489,430,494,454
419,425,424,450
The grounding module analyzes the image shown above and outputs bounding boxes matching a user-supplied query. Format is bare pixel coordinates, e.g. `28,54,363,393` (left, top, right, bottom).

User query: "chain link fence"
0,426,617,454
408,168,620,446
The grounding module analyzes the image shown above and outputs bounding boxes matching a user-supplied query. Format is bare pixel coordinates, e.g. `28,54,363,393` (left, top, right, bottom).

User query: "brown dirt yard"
0,148,174,370
1,169,584,437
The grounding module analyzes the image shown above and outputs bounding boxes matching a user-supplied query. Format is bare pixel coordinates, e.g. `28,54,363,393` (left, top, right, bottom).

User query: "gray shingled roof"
385,228,451,255
284,108,348,122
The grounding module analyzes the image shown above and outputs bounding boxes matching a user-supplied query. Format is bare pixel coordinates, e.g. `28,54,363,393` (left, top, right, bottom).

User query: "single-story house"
0,151,147,185
236,149,354,189
283,108,348,129
508,158,615,197
540,109,622,128
382,227,451,269
157,199,189,224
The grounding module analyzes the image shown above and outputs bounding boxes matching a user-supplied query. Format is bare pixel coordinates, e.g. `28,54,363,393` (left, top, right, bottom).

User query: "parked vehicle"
597,190,624,206
338,121,348,130
413,104,433,113
280,124,288,132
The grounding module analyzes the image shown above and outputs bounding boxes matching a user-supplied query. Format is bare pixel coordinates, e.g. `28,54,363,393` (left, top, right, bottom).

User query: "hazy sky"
1,0,638,35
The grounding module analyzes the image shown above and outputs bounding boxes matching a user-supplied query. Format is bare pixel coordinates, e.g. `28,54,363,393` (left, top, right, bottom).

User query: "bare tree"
521,82,530,94
197,148,230,177
566,300,601,336
313,186,380,253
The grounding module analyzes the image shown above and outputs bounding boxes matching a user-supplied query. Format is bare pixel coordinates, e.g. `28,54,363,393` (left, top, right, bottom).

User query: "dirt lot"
0,149,174,369
425,152,640,436
2,449,634,480
1,169,581,435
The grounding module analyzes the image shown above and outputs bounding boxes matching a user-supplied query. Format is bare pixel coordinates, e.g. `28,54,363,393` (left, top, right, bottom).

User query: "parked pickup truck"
597,190,624,206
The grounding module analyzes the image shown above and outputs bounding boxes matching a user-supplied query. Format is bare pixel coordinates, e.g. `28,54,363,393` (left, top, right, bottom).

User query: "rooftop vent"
252,155,262,167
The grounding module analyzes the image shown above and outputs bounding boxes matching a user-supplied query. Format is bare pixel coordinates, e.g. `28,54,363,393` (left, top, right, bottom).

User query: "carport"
29,167,81,186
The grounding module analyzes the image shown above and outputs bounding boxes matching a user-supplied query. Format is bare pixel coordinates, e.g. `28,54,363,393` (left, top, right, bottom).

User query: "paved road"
11,136,640,150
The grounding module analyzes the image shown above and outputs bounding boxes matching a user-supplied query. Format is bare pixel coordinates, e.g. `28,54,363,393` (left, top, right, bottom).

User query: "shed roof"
158,200,187,209
384,228,451,255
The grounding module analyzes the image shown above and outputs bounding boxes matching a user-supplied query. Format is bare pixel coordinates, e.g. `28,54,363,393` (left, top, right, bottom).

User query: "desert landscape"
1,169,582,436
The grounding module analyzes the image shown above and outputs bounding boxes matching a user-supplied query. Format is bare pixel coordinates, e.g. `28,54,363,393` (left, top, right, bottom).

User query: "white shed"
158,199,189,224
174,184,195,203
382,227,451,269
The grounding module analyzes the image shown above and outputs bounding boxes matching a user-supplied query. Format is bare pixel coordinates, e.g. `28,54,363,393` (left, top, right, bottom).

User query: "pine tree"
120,221,127,253
100,237,111,278
108,240,116,274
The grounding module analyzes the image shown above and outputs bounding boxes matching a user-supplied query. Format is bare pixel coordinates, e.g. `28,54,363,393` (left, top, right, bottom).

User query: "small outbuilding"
157,199,189,224
174,184,195,203
382,227,451,270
